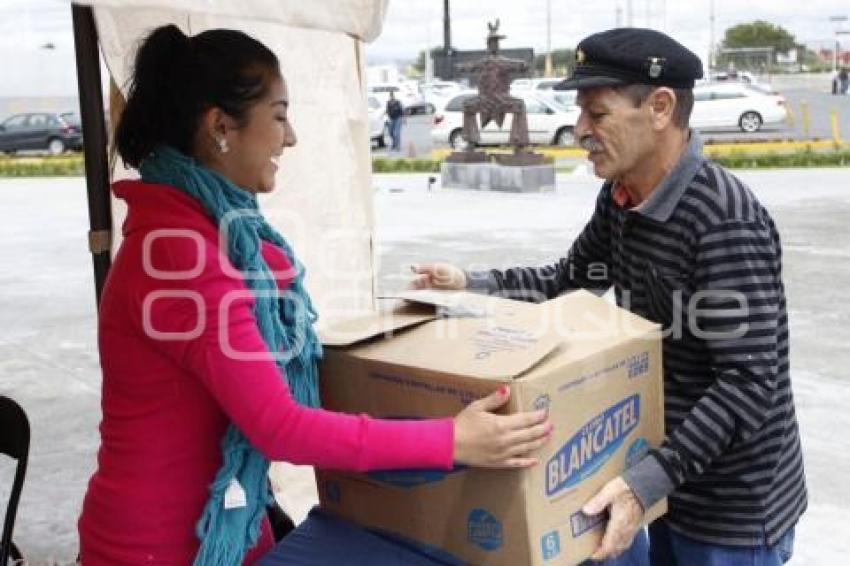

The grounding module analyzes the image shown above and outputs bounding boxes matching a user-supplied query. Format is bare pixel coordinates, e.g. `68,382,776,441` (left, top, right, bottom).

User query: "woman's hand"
453,385,552,468
409,263,467,290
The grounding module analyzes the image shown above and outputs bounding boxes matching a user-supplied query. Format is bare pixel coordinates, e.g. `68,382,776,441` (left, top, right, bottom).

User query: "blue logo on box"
534,394,551,411
546,395,640,498
467,508,503,551
541,530,561,560
323,481,341,504
628,352,650,378
626,437,650,468
367,465,466,488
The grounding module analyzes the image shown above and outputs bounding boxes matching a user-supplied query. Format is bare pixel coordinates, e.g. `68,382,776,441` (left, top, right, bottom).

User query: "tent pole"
72,3,112,308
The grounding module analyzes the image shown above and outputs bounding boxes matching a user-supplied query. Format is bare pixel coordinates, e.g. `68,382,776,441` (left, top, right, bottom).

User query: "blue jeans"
648,520,795,566
581,528,650,566
388,117,402,150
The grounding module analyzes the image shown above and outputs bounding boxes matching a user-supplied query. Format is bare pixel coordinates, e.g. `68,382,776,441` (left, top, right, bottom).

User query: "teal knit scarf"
139,145,322,565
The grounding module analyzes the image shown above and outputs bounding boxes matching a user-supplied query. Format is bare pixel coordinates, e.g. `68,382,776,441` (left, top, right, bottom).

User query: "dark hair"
116,25,280,168
615,84,694,129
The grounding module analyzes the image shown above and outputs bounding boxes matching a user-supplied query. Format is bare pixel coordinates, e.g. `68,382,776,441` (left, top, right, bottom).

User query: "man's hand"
582,476,644,560
409,263,467,290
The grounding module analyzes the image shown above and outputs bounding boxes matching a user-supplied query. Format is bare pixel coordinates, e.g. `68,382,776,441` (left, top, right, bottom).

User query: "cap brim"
553,76,627,91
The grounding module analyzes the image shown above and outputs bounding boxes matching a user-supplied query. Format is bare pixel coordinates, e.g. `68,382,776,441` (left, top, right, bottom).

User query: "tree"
717,21,800,70
412,47,445,75
532,48,575,76
721,21,797,54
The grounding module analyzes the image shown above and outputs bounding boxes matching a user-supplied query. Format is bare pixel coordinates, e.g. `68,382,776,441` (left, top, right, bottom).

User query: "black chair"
0,396,29,565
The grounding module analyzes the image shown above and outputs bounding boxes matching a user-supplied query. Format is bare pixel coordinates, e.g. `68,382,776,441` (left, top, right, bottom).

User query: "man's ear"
648,88,676,130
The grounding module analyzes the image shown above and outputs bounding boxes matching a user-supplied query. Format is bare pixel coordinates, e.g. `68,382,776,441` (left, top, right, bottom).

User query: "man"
386,91,404,151
413,28,805,565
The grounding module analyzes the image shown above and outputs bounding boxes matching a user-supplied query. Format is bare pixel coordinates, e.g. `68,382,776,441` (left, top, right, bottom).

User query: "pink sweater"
78,181,453,565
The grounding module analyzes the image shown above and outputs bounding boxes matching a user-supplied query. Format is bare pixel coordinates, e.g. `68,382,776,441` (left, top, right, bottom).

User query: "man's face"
574,87,654,181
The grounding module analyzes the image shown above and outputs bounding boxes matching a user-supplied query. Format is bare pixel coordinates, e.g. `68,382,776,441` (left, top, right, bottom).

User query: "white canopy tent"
73,0,389,322
71,0,390,522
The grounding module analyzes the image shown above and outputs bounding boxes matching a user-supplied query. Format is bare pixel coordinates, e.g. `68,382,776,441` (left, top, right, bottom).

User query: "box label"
569,509,606,538
467,508,503,551
541,530,561,560
472,326,541,359
546,395,641,498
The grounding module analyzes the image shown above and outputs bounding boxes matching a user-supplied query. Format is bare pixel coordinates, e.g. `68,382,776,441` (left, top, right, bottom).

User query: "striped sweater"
468,133,806,546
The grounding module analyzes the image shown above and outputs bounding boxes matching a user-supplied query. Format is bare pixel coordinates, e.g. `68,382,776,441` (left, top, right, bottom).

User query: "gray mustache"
580,136,604,152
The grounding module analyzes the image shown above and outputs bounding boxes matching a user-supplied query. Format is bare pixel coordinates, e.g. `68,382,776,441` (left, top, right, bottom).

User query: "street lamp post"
545,0,552,77
829,15,848,74
543,0,552,77
709,0,716,71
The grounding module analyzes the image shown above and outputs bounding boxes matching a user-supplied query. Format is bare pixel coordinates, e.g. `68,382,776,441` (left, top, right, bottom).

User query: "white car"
420,80,464,104
704,70,757,84
432,90,579,149
368,81,423,107
691,83,787,133
367,95,387,148
540,90,577,109
510,77,566,92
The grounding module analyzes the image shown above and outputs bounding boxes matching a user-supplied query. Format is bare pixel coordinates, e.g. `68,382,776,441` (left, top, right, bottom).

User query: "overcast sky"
0,0,847,97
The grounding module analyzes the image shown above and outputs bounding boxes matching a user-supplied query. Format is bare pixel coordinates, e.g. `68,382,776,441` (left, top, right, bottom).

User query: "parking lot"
367,73,850,154
1,166,849,563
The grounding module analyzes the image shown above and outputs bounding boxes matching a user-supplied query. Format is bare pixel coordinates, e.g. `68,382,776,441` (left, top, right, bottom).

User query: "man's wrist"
464,269,497,294
622,453,675,510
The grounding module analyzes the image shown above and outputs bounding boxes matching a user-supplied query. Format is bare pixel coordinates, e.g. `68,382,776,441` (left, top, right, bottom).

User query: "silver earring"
217,137,229,154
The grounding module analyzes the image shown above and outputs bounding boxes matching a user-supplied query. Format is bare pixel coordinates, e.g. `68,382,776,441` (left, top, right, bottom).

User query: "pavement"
2,166,850,563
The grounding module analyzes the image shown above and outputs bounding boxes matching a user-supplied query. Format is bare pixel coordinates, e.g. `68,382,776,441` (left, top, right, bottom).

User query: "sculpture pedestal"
441,161,555,193
444,151,488,164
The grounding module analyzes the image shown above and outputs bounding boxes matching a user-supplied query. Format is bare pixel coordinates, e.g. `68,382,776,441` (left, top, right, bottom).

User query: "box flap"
546,290,659,338
378,289,491,318
319,304,437,347
350,294,563,380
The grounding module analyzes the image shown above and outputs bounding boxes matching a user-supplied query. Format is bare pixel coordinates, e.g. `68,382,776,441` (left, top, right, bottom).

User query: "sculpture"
458,19,529,151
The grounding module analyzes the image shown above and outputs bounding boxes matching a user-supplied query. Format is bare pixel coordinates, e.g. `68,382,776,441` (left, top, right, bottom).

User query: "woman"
77,25,551,565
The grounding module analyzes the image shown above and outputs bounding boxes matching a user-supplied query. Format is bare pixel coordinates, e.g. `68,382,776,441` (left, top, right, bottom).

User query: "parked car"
0,112,83,155
403,101,436,117
691,83,787,133
432,91,579,148
540,90,577,109
368,81,423,107
368,95,387,148
420,80,464,104
705,70,756,84
368,97,436,149
510,77,566,92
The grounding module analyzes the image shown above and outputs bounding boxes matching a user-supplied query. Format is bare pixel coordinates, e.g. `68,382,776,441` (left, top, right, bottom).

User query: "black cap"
554,28,703,91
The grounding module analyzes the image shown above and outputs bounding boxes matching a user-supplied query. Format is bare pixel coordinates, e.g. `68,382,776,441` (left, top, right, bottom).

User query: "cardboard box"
315,290,665,565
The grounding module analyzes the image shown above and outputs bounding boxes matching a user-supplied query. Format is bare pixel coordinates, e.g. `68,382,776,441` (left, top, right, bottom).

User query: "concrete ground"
1,166,850,564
